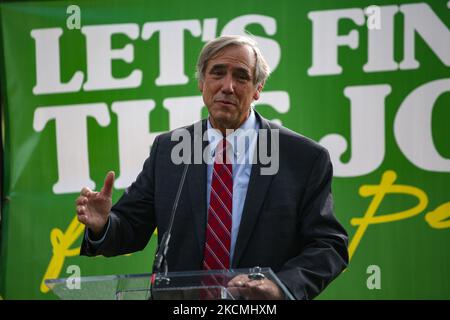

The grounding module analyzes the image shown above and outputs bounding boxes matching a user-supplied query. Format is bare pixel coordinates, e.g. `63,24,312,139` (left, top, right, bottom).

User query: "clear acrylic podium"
45,267,295,300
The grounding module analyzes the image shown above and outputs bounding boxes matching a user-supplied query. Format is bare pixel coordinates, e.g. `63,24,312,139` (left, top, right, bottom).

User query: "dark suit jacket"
81,111,349,300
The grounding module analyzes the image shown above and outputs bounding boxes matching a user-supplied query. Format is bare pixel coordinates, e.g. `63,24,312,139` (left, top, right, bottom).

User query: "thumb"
101,171,115,197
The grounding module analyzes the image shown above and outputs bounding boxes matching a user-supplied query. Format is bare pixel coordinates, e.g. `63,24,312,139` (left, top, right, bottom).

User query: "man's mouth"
215,99,236,106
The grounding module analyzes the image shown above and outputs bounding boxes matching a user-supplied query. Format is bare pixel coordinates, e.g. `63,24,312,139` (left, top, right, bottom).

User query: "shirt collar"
206,108,259,159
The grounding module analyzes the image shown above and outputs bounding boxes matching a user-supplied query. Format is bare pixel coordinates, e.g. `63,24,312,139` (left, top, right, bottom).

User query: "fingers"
77,212,88,225
244,279,284,300
75,196,88,224
76,203,88,225
101,171,115,197
228,274,265,289
80,187,93,197
80,170,114,199
240,280,268,300
227,276,282,300
227,274,249,299
227,274,249,287
245,279,266,289
76,204,86,214
75,195,88,206
227,285,251,300
77,189,90,226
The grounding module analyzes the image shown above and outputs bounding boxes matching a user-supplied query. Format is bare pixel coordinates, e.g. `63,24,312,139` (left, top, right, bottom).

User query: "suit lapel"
232,112,275,267
187,119,208,252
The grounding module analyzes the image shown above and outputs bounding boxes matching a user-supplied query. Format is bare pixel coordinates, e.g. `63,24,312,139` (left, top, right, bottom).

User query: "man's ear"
198,80,204,92
253,82,264,100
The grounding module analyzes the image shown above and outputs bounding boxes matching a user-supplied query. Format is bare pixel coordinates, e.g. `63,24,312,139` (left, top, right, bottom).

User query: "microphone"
151,162,190,286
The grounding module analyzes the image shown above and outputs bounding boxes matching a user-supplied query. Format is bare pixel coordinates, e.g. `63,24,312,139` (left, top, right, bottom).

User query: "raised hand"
76,171,115,236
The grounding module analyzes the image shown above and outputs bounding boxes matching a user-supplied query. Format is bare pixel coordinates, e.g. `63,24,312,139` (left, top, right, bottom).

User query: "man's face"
198,44,263,132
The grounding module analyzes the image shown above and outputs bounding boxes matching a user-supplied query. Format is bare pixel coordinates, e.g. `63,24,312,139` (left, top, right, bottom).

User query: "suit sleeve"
80,136,159,257
276,148,349,300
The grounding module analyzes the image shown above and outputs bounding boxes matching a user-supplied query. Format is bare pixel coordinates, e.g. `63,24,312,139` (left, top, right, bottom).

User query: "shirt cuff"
85,215,111,245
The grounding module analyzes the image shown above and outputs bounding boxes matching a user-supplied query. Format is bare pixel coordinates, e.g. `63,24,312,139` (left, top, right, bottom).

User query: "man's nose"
221,74,235,94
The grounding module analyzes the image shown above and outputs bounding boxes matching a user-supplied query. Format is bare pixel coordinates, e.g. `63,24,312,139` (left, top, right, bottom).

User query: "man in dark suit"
76,35,348,300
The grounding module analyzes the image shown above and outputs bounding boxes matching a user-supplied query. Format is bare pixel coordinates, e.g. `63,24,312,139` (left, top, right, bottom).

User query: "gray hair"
195,35,271,86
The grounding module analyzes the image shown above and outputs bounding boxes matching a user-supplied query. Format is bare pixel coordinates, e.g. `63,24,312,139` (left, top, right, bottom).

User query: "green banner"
1,0,449,299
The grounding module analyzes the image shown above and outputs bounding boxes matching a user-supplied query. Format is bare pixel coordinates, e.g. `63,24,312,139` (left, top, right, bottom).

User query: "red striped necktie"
203,138,233,270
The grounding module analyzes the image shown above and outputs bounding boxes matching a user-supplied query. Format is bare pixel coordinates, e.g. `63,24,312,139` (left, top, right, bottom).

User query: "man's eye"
237,75,250,82
235,72,250,80
211,70,224,76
